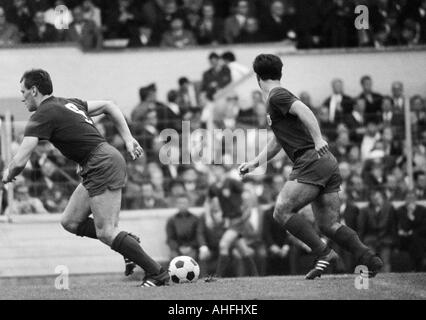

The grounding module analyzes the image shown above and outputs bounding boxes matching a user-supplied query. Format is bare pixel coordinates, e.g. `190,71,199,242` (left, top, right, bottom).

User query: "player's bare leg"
90,188,169,286
61,184,139,276
234,238,259,276
312,192,383,278
273,181,338,278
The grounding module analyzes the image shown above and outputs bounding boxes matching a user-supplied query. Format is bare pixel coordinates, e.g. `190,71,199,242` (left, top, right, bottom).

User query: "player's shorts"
289,148,342,194
80,142,127,197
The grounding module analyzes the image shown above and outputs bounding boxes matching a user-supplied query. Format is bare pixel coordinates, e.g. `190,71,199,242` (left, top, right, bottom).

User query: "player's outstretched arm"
87,101,143,160
1,137,39,185
289,100,329,157
238,135,281,177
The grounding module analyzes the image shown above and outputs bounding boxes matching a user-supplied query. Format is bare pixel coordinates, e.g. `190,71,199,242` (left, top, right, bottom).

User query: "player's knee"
273,205,293,225
61,217,79,235
219,239,232,255
318,222,340,238
96,227,115,245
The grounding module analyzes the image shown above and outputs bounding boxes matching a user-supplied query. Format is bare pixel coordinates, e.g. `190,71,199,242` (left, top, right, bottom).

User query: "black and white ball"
168,256,200,284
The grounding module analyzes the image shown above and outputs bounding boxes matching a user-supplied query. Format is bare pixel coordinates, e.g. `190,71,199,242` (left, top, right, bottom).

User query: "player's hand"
315,139,329,158
1,169,14,186
238,160,259,177
125,138,144,161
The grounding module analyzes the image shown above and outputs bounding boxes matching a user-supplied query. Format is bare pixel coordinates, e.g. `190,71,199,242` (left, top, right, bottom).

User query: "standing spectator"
104,0,141,39
358,189,397,272
155,89,183,133
358,75,383,123
166,179,186,207
44,0,73,39
195,1,224,45
410,0,426,44
6,0,32,36
66,6,103,51
200,52,231,102
344,97,367,146
132,109,160,163
160,17,196,48
396,191,426,271
322,0,356,47
329,130,351,163
391,81,406,111
322,79,354,124
0,6,20,45
414,170,426,199
317,106,337,142
138,181,168,209
223,0,250,44
177,77,198,113
25,10,58,43
221,51,250,83
151,0,183,42
381,95,405,138
166,194,200,260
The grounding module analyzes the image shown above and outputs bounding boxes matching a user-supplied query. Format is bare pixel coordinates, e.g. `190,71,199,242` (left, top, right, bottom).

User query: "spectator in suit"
223,0,250,44
329,130,351,163
166,179,186,207
6,0,32,36
221,51,250,83
195,1,224,45
127,24,157,48
261,0,294,42
82,0,102,28
131,83,157,124
103,0,141,39
132,109,161,163
138,181,168,209
381,95,405,138
200,52,232,102
317,106,338,143
177,77,198,113
155,89,183,133
160,17,197,48
397,191,426,271
344,97,367,146
166,194,200,260
262,206,291,275
360,121,381,160
322,79,353,124
410,0,426,44
66,6,103,51
235,16,265,43
414,170,426,199
391,81,405,112
25,10,58,43
358,189,397,272
0,6,20,45
358,75,383,123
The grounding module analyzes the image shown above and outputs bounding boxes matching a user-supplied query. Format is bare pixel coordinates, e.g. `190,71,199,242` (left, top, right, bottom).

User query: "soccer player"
1,69,169,287
239,54,383,279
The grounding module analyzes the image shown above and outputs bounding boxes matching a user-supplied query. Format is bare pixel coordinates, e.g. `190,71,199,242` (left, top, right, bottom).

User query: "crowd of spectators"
1,49,425,273
1,0,426,50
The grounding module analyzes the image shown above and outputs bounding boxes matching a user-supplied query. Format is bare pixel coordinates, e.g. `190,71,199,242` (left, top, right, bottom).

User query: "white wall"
1,45,425,123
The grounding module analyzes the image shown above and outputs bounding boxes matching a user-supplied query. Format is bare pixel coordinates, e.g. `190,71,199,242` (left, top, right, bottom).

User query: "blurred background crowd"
1,48,425,275
1,0,426,50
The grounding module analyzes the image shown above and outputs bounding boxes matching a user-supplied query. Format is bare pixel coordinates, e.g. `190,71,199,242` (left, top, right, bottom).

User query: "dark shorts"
289,149,342,194
80,142,127,197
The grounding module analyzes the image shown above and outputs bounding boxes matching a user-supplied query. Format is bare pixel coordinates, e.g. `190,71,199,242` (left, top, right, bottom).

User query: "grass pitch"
1,273,425,300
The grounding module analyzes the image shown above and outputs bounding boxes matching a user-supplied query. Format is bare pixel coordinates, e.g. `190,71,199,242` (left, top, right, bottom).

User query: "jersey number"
65,103,94,125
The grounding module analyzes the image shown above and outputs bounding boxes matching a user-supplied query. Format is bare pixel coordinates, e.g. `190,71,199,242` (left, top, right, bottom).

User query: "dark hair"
360,75,372,85
21,69,53,95
167,89,178,103
253,54,283,81
222,51,236,62
208,52,219,60
178,77,189,86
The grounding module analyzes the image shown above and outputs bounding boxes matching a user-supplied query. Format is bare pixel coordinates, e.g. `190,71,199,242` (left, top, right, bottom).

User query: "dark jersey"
266,87,315,162
24,96,106,165
209,178,243,219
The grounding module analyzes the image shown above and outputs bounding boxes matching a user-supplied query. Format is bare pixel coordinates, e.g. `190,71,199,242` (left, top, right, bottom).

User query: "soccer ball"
168,256,200,284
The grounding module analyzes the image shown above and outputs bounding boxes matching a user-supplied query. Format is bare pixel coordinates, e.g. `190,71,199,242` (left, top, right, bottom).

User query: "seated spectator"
6,0,32,35
317,106,337,142
160,17,196,48
44,0,73,32
0,6,20,46
82,0,102,28
357,189,397,272
381,95,405,138
384,173,407,201
410,0,426,44
236,17,265,43
138,181,168,209
66,6,103,51
195,1,224,45
147,162,167,199
358,75,383,123
127,24,157,48
391,81,406,111
400,18,419,46
132,109,161,163
177,77,199,113
396,191,426,271
262,206,291,275
224,0,250,44
261,0,295,42
347,173,368,201
360,121,381,160
166,179,187,207
5,181,48,215
329,130,351,163
221,51,250,83
104,0,141,39
166,193,200,260
181,166,205,206
25,10,58,43
321,0,355,48
322,79,353,124
414,170,426,199
158,89,183,133
41,186,68,213
180,0,202,33
131,83,157,124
